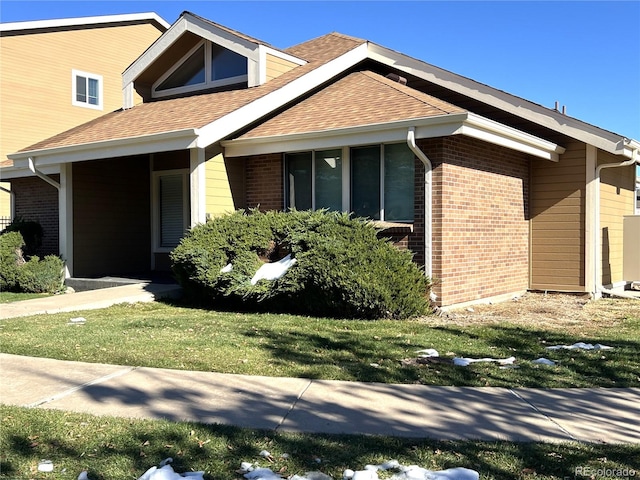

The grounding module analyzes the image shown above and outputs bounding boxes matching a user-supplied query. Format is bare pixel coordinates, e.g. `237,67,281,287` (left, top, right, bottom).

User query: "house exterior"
0,13,169,227
2,11,638,307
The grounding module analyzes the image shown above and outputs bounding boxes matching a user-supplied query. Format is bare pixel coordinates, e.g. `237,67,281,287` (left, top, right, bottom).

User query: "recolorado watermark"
570,466,637,479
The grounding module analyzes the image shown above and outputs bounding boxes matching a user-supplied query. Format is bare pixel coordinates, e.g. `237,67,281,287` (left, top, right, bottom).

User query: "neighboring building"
0,13,169,226
3,11,638,306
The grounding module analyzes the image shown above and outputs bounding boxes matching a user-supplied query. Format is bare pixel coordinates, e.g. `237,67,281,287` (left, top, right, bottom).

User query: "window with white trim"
285,143,414,222
153,40,248,98
153,170,190,250
72,70,103,110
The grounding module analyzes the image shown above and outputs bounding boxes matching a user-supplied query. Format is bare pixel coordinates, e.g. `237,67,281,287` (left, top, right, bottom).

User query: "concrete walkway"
1,285,639,444
1,353,639,443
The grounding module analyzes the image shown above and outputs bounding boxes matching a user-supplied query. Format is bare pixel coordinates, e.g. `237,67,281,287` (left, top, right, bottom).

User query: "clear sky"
1,0,639,143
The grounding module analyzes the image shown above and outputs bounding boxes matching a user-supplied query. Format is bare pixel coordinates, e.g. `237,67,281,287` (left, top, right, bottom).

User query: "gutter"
407,127,436,301
593,139,639,297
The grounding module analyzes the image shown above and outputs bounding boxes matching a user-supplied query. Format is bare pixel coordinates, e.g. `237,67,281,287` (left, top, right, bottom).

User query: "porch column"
189,147,207,227
585,144,597,294
59,163,74,278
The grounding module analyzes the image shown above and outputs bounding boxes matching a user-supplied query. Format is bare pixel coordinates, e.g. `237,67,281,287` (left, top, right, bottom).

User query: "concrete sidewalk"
0,282,182,319
1,353,639,444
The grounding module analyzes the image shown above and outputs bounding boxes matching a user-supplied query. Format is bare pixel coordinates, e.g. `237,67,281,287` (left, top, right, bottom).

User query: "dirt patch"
422,292,640,334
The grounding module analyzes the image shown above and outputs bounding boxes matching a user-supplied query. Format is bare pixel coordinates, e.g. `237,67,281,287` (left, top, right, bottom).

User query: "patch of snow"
545,342,613,351
415,349,439,358
250,254,297,285
453,356,515,367
221,263,233,273
532,358,556,366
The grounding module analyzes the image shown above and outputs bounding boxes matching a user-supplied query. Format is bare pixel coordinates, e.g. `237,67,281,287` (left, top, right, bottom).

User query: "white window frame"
284,143,414,222
152,40,248,99
72,69,103,110
152,169,190,253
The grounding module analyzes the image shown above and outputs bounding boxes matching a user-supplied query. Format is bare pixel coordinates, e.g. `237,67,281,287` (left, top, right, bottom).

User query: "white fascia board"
196,42,370,148
8,129,198,168
0,12,170,32
222,114,468,157
367,43,630,156
0,164,60,179
261,46,307,66
463,113,565,161
123,18,188,87
184,15,260,60
222,112,563,161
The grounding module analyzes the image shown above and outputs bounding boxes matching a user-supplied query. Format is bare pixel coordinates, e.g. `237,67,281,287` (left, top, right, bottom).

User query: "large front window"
285,143,414,222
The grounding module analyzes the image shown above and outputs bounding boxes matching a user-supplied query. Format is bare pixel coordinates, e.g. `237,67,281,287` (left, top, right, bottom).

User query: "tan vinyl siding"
205,152,245,217
598,151,635,286
530,140,586,291
265,53,298,82
0,23,163,165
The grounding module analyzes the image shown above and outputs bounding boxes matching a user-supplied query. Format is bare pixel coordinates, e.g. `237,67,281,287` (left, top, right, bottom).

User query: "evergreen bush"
1,217,43,256
0,231,25,291
171,210,431,319
17,255,65,294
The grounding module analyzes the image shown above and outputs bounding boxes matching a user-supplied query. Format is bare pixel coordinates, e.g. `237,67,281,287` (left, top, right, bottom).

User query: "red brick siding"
11,175,59,257
424,136,530,306
244,153,284,211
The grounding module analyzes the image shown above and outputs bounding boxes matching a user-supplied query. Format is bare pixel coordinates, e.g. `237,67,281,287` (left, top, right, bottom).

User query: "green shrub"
171,210,431,319
17,255,65,294
0,231,25,292
1,217,43,256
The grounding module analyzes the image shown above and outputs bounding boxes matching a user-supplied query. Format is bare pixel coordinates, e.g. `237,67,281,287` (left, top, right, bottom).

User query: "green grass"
1,301,639,388
0,291,49,303
1,405,638,480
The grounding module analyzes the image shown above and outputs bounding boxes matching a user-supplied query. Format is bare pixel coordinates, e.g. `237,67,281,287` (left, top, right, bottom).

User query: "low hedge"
171,210,431,319
0,231,64,294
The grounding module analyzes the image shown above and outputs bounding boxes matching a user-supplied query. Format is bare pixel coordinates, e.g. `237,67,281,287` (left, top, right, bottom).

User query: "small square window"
72,70,103,110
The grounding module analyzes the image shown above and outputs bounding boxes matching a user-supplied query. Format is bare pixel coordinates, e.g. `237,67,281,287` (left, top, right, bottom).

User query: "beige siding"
598,151,635,286
205,152,245,217
265,53,298,82
530,140,586,291
0,23,163,165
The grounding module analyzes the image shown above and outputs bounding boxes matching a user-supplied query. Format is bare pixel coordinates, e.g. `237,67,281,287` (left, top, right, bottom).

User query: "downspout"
407,127,436,301
593,142,638,297
28,157,61,190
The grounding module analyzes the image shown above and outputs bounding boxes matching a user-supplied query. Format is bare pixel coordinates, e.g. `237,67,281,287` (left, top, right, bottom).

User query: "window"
285,143,414,222
153,40,248,98
153,171,189,250
72,70,103,110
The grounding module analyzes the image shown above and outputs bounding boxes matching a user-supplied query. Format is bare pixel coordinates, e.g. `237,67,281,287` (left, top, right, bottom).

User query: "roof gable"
123,11,306,102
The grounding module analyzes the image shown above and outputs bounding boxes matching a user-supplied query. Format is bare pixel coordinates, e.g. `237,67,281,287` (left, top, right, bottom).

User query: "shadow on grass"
2,405,640,480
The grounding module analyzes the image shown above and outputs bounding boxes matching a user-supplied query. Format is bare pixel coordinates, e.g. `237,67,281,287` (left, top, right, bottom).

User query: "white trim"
151,39,249,99
189,147,207,226
72,69,103,111
59,164,73,278
9,129,199,167
152,169,190,253
0,12,169,32
367,42,635,156
262,46,307,66
223,112,565,161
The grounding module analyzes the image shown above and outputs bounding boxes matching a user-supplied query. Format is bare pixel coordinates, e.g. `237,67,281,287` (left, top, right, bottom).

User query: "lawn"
1,294,638,388
0,291,49,303
1,405,638,480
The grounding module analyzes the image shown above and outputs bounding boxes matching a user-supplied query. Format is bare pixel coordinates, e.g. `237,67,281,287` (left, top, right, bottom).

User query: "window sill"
371,221,414,233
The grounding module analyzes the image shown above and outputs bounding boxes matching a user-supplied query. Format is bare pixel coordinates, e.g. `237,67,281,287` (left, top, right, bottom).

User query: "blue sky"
1,1,639,142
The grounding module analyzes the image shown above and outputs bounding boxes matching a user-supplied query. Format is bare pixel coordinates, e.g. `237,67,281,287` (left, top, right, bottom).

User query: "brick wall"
423,136,531,306
11,175,59,257
244,153,284,210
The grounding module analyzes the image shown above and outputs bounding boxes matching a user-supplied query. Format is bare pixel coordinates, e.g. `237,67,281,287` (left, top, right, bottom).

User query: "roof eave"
0,12,170,33
7,129,199,169
367,43,636,157
223,112,564,161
